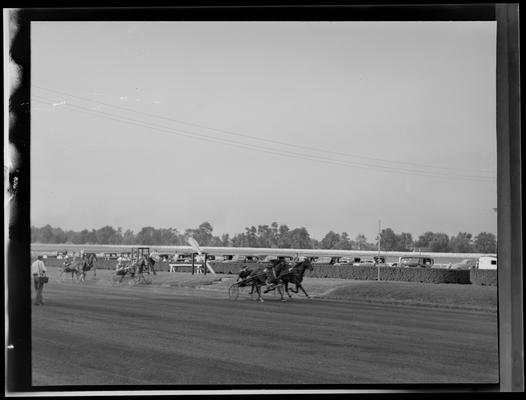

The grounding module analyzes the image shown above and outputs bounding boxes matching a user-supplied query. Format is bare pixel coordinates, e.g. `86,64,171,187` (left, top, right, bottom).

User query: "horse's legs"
288,286,299,294
263,280,278,293
258,285,264,302
283,282,293,298
255,285,264,302
277,285,286,302
298,284,311,298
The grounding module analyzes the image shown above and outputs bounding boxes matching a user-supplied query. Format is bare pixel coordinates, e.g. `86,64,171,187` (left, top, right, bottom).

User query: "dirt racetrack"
31,268,498,387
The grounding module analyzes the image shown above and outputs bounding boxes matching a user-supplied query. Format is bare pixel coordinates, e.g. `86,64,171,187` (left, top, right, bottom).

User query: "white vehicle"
393,256,434,268
337,256,359,265
352,256,386,266
478,255,497,270
448,258,478,270
313,256,338,264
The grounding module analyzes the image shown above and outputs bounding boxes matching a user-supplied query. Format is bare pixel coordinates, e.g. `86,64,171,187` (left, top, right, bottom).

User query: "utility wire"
31,95,496,182
31,96,496,182
32,85,496,175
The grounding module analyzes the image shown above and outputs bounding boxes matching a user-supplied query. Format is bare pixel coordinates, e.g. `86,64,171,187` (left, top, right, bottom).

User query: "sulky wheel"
228,283,240,301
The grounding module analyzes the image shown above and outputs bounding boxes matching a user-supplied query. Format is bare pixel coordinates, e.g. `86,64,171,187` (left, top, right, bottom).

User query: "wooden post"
496,3,523,391
191,253,195,275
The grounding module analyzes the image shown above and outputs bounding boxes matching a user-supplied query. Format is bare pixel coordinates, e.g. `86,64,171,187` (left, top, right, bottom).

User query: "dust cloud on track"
31,278,498,386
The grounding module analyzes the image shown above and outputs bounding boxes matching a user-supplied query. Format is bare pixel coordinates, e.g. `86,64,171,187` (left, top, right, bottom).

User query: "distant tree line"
379,229,497,254
30,222,497,253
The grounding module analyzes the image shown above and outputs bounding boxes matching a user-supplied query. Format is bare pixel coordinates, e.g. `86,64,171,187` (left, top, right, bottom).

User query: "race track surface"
32,280,498,387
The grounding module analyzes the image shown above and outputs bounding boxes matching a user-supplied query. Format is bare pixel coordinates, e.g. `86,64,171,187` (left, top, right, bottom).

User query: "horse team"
113,254,156,284
59,251,157,284
234,259,313,302
60,252,97,282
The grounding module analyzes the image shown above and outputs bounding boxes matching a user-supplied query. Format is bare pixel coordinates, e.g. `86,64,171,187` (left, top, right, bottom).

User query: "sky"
28,21,497,242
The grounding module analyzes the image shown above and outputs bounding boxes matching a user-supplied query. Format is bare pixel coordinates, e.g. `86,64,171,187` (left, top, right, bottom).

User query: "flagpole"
377,220,381,281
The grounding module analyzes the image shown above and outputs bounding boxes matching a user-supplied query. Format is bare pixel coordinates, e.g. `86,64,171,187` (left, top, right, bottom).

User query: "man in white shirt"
31,255,47,305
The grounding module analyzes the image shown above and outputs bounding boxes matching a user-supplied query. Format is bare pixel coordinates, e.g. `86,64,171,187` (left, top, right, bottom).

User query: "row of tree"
378,229,496,254
31,222,497,253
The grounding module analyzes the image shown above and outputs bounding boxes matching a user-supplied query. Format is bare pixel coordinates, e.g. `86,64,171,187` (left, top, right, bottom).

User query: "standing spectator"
31,255,47,306
148,250,159,275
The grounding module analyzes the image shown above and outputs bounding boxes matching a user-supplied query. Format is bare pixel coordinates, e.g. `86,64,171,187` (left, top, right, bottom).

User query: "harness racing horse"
234,261,285,302
266,259,313,299
60,258,82,281
114,261,138,283
138,255,157,275
119,255,154,284
78,252,97,282
243,259,288,301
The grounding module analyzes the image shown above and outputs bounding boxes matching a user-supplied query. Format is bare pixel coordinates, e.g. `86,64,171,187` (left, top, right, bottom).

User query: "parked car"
374,256,386,264
394,256,434,268
172,254,195,263
351,256,386,266
227,255,260,263
335,256,360,265
104,252,119,260
261,255,294,263
157,254,173,262
352,258,375,267
449,258,478,270
313,256,338,264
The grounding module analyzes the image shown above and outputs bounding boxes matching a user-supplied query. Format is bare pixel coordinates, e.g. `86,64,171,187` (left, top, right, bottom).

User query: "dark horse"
237,260,286,302
78,252,97,282
265,259,313,299
136,255,155,277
